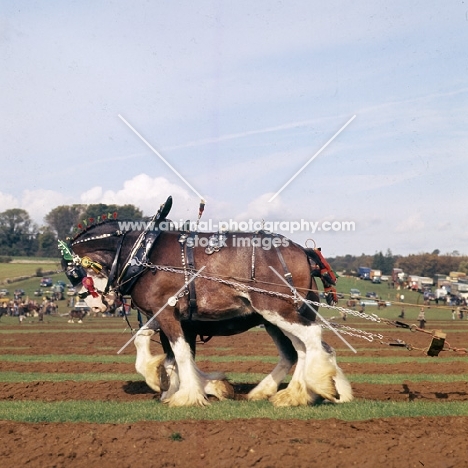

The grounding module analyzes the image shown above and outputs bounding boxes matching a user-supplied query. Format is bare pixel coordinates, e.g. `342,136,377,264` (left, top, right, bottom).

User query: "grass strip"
1,399,468,423
0,371,143,382
4,353,466,365
0,329,132,334
0,354,136,364
2,371,468,384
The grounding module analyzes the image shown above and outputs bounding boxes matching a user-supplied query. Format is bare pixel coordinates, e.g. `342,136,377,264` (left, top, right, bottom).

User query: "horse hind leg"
321,342,353,403
269,333,312,407
301,325,339,402
259,312,338,403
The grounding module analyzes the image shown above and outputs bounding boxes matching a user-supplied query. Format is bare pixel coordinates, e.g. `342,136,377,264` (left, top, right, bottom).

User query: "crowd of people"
0,298,57,323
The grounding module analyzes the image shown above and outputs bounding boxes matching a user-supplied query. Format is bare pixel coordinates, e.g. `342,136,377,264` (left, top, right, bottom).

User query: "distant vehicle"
424,291,436,301
358,267,371,280
350,288,361,299
0,289,9,296
34,288,44,297
55,281,66,288
74,300,91,312
366,292,378,299
380,275,389,282
40,278,53,287
370,270,382,283
14,289,25,298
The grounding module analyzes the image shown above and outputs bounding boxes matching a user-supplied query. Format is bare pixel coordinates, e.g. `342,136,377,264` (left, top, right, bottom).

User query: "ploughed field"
1,315,468,467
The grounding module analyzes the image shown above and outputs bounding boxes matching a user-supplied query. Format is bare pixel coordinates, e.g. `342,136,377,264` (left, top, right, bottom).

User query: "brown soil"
1,319,468,467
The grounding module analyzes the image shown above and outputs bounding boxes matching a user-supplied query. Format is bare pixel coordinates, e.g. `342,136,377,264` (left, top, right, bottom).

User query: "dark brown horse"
61,200,352,407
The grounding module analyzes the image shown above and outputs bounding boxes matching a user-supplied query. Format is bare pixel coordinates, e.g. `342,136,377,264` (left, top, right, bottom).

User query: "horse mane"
70,218,120,242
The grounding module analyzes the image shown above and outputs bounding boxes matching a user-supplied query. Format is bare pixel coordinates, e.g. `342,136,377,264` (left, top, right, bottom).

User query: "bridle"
60,229,127,300
59,195,173,302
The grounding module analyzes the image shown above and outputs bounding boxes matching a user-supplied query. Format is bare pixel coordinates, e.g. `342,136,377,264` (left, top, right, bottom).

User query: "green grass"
5,352,466,365
4,370,466,385
0,371,143,382
0,261,59,280
0,354,136,363
1,399,468,424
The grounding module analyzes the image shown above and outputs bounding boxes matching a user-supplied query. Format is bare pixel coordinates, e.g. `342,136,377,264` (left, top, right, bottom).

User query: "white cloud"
235,192,286,221
395,214,425,233
0,189,71,225
0,192,19,211
80,174,196,218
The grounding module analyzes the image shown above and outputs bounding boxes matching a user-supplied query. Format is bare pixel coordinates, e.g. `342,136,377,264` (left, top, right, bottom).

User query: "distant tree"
45,204,143,241
383,249,395,275
457,260,468,275
45,205,85,240
0,209,38,256
37,226,59,257
80,204,143,222
372,251,386,272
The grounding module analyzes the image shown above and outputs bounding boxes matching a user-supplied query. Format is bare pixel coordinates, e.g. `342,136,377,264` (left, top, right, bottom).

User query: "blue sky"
1,1,467,256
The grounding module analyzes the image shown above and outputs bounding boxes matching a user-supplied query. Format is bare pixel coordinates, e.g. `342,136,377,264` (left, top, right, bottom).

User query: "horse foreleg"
134,328,167,393
163,336,209,407
162,328,233,402
248,323,297,401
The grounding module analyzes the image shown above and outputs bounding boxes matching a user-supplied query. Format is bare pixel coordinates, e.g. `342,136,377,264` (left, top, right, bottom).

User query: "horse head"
58,196,173,313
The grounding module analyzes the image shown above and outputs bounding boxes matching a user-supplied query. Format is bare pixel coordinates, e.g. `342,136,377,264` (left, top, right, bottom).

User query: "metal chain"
130,260,386,343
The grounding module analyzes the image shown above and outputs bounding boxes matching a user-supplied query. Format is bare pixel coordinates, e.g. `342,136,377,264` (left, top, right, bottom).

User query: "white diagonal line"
118,114,205,200
268,266,357,353
116,266,206,354
268,115,356,202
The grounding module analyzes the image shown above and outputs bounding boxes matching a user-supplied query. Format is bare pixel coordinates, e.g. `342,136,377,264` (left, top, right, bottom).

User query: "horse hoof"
205,379,234,400
270,381,311,407
164,389,210,407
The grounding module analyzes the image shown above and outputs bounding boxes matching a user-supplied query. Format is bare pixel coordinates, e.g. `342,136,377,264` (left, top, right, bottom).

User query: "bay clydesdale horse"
60,197,352,407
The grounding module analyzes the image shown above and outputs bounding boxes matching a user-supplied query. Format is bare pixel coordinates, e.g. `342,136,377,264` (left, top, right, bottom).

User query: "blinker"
65,263,88,287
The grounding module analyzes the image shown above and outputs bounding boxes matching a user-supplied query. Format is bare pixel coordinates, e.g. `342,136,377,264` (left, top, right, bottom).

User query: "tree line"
0,205,143,258
1,206,467,277
328,249,468,278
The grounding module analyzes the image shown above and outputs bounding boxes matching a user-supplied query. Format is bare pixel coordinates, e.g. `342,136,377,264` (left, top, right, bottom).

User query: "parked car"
14,289,25,298
40,278,53,287
74,300,91,311
0,289,9,296
366,292,378,299
350,288,361,299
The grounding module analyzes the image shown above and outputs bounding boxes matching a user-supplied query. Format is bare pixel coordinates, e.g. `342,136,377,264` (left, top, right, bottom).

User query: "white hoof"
270,380,312,407
248,378,278,401
163,388,209,407
204,379,234,400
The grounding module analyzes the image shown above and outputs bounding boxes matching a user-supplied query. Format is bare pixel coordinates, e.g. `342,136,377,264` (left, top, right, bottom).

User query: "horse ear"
159,196,173,220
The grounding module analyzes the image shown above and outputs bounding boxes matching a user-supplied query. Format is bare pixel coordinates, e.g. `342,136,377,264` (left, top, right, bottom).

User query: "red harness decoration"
308,248,338,304
82,276,99,298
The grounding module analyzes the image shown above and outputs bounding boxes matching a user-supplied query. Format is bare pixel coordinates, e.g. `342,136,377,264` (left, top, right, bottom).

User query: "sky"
1,1,467,256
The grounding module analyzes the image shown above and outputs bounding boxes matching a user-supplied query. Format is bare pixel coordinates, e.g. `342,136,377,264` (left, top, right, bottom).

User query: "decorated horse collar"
71,230,124,246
